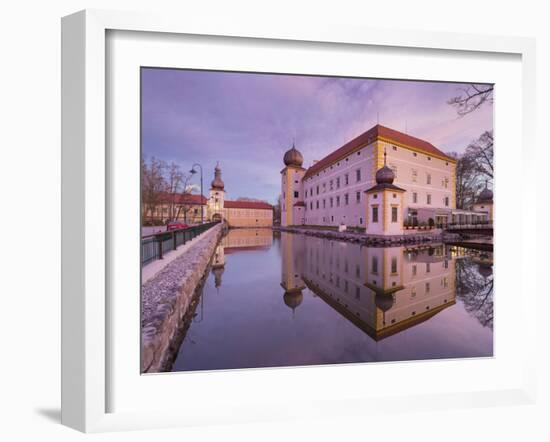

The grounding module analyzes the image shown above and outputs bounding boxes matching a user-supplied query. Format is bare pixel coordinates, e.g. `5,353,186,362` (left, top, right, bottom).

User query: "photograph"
140,68,494,374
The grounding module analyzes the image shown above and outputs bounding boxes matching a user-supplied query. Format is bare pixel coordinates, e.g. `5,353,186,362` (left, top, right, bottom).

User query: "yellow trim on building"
377,136,457,163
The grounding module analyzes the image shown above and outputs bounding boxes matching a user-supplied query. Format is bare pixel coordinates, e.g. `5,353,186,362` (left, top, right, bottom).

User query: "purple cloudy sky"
141,68,493,204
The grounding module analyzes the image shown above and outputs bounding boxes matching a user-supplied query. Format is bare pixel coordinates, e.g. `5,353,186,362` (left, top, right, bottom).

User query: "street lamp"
189,163,204,224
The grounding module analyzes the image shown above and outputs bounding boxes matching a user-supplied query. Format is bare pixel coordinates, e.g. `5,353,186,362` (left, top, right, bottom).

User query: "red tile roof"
158,192,207,205
303,124,455,179
224,200,273,210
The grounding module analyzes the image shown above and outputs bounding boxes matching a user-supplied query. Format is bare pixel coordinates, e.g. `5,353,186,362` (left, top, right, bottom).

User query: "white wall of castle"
285,140,456,228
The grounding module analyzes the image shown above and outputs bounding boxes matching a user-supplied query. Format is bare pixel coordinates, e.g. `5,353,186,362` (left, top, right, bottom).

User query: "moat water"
171,228,493,372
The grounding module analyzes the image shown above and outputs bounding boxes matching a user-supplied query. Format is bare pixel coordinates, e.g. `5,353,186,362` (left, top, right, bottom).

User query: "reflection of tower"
365,246,404,328
208,162,225,221
281,143,306,227
211,243,225,291
280,232,306,316
283,291,303,317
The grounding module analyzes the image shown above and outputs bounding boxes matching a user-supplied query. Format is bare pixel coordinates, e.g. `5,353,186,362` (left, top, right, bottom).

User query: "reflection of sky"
172,231,493,372
142,68,493,204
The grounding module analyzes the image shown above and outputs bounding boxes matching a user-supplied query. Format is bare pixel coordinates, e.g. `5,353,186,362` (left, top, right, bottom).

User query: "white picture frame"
61,9,537,433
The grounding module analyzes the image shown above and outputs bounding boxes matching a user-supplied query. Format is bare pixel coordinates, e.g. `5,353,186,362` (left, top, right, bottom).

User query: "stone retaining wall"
275,225,449,246
141,224,223,373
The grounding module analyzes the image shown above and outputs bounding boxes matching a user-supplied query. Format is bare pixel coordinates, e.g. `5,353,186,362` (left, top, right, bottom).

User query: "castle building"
206,163,274,227
147,163,273,227
281,124,460,233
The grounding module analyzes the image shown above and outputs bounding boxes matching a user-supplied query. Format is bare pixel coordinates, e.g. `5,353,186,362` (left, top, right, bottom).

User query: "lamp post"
190,163,204,224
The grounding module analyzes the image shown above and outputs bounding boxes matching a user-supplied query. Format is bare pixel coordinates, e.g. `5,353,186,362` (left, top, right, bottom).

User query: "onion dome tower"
281,141,306,227
283,142,304,168
208,162,225,222
375,150,395,184
364,149,406,235
472,179,494,222
477,181,493,204
211,162,225,190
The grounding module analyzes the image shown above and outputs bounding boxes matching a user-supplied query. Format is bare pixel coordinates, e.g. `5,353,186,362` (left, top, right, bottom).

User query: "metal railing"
446,222,493,230
141,221,219,267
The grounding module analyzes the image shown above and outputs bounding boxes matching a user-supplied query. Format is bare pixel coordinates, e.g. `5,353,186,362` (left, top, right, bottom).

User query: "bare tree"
165,162,185,221
273,194,282,225
465,130,493,181
173,178,198,223
448,84,493,116
141,156,167,223
455,258,494,329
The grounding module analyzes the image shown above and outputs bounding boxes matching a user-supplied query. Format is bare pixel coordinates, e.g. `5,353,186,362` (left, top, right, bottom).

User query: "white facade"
281,125,457,231
303,142,376,226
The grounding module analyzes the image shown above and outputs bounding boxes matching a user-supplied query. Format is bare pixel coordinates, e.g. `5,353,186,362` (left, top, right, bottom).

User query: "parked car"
166,221,190,231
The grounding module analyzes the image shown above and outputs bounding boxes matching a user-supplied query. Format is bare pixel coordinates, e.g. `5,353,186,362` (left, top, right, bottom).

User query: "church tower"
281,142,306,226
208,162,225,221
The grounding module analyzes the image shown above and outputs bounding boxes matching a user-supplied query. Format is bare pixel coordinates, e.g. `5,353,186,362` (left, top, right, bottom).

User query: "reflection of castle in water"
281,232,457,340
211,229,461,341
211,229,273,288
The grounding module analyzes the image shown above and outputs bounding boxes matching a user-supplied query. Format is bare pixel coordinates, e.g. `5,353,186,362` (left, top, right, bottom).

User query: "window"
336,196,340,207
310,202,313,210
316,185,319,195
373,193,378,199
345,174,349,185
344,193,349,205
427,173,431,184
359,217,363,224
316,200,319,209
444,177,449,188
425,282,430,293
392,207,398,223
323,182,326,192
323,199,326,209
391,257,397,273
427,194,432,204
356,169,361,182
412,192,418,203
427,157,432,161
412,169,418,182
445,196,449,207
392,145,397,151
372,206,379,223
426,262,431,273
330,180,333,191
331,215,334,222
413,152,417,157
330,197,333,208
356,191,361,203
412,265,417,276
294,191,299,198
336,177,340,188
372,256,378,273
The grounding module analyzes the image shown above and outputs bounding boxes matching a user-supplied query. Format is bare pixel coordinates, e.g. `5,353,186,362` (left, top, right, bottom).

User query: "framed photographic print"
61,9,537,433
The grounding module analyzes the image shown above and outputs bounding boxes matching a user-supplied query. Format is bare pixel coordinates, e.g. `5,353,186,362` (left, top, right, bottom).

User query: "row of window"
411,192,450,207
302,143,452,183
305,169,363,197
306,191,364,210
